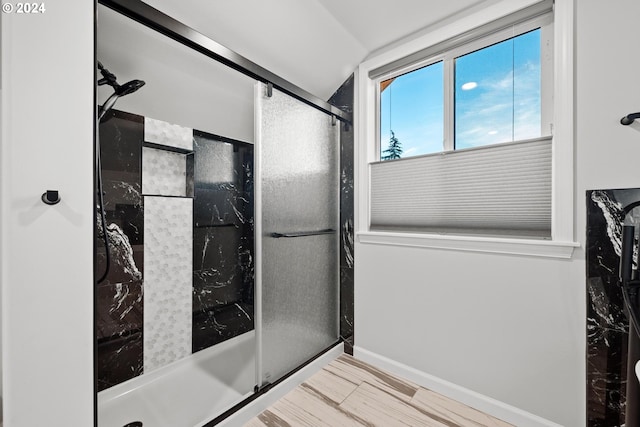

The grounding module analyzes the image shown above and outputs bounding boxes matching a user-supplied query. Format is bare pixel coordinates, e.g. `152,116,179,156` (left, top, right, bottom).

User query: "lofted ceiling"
316,0,493,53
134,0,492,100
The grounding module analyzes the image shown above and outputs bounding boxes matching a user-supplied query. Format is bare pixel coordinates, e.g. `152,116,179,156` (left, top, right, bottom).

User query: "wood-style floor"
245,354,513,427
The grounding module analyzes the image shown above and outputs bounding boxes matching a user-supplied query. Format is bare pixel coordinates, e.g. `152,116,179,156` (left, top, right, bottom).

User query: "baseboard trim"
215,343,344,427
353,346,563,427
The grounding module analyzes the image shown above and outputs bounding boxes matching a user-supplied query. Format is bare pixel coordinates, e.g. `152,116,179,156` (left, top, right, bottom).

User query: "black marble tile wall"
96,109,145,391
587,189,640,426
329,74,355,354
192,131,254,353
96,110,256,390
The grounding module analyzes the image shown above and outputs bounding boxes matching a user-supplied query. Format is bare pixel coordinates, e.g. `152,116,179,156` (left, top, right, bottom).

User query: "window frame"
376,55,445,160
375,13,553,160
356,0,578,258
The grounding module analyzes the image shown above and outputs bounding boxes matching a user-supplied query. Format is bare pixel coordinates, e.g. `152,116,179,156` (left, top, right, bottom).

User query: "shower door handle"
270,229,336,238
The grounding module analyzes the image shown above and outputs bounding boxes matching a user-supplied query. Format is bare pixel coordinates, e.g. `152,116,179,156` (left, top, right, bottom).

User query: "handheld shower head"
115,79,145,96
98,79,145,121
97,61,146,120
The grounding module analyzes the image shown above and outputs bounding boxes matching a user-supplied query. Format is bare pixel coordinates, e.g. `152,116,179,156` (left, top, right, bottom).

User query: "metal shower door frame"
254,82,341,390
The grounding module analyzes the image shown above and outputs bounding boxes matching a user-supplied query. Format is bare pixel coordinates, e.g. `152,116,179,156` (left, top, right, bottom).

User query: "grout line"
320,366,360,386
336,381,362,406
354,381,460,427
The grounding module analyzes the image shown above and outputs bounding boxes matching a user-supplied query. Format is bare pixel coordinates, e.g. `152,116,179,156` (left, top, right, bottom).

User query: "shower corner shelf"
141,193,194,199
143,141,193,155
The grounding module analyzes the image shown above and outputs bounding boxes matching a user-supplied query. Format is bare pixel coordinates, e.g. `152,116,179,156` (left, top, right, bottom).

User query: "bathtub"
98,331,256,427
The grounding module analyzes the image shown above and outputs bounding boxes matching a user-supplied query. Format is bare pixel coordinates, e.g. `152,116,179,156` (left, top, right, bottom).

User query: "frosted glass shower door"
255,83,340,388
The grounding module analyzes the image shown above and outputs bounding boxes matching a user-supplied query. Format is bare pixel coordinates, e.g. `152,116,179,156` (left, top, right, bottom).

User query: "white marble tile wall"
144,117,193,151
143,196,193,373
142,147,187,197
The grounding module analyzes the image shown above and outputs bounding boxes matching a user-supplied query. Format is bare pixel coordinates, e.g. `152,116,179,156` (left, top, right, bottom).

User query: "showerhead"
97,61,146,121
115,79,145,96
98,79,145,121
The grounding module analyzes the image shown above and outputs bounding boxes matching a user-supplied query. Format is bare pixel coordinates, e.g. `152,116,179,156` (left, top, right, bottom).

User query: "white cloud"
456,60,540,148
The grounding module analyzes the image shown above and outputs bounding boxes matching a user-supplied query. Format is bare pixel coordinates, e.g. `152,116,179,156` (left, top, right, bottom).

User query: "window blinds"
370,137,552,237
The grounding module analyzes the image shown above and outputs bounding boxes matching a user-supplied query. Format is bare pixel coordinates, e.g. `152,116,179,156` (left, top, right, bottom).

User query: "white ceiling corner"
315,0,490,53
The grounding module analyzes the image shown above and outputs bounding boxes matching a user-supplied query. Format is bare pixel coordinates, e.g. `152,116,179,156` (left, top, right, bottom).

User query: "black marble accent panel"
329,74,355,354
96,280,143,391
193,302,254,353
587,189,640,426
192,131,254,353
96,109,145,391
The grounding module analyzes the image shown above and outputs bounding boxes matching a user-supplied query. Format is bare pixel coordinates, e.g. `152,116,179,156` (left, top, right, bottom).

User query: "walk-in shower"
94,1,352,426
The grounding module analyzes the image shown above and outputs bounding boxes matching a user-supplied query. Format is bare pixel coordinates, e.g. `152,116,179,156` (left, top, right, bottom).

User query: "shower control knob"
41,190,61,205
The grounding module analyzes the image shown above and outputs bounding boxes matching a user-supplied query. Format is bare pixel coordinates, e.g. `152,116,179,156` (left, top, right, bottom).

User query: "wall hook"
621,112,640,125
42,190,61,205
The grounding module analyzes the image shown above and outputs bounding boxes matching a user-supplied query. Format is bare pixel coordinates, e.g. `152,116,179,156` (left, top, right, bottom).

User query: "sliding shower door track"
97,0,352,125
204,340,343,426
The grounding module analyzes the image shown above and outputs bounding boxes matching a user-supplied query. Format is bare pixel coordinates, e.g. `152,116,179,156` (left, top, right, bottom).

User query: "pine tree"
382,130,402,160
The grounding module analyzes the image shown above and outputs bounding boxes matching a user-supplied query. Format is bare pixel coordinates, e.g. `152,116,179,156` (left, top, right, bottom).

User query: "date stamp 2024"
2,2,46,14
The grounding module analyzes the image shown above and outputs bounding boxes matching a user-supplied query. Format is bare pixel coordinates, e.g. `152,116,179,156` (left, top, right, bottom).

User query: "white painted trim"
215,344,344,427
358,231,579,259
2,1,95,425
353,347,563,427
356,0,576,256
361,0,545,72
550,0,575,242
355,65,376,235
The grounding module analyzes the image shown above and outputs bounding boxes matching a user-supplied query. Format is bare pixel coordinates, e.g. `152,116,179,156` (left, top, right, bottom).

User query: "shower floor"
98,331,255,427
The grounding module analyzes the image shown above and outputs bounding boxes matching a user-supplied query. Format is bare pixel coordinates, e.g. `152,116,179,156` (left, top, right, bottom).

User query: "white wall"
1,1,95,426
575,0,640,198
97,5,255,143
356,246,584,425
354,1,640,426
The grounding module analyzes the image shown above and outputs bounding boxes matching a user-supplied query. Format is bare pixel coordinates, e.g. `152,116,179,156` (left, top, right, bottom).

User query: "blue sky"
380,29,541,158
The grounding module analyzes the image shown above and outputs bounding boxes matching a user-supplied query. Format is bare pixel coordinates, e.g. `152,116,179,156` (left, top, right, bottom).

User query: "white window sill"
357,231,579,259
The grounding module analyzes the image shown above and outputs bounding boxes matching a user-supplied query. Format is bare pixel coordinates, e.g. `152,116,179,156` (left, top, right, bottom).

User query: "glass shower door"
255,82,340,388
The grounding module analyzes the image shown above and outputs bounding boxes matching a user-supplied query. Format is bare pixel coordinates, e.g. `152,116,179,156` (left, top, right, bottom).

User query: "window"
455,29,542,149
357,0,578,256
371,13,554,238
378,19,552,160
380,62,443,158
